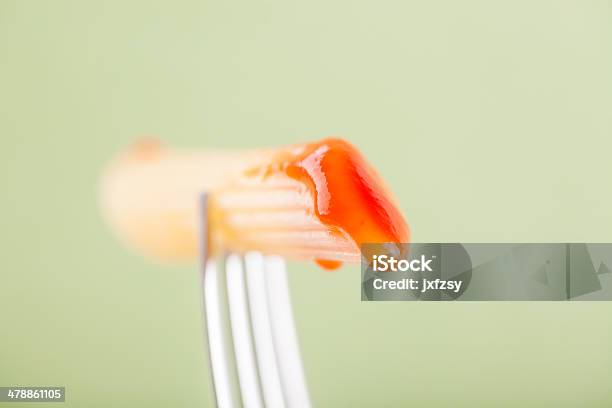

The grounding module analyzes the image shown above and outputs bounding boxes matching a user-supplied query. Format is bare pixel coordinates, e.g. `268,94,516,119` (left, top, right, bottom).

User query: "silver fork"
198,193,312,408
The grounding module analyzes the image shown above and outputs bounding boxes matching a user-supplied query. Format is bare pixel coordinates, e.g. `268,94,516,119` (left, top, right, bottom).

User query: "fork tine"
263,256,312,408
203,260,239,408
226,254,264,408
245,252,286,408
199,193,239,408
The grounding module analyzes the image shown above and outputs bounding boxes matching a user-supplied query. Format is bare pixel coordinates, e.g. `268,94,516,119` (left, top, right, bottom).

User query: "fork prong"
245,252,286,408
263,256,312,408
203,260,239,408
226,254,264,408
200,193,240,408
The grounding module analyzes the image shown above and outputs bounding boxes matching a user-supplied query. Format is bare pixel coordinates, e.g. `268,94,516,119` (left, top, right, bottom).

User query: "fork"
198,193,312,408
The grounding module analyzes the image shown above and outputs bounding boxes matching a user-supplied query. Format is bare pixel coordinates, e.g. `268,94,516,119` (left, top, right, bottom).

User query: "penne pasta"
100,138,409,268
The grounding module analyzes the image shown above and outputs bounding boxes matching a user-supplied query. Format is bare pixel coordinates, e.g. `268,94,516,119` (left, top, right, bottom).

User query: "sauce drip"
315,259,343,270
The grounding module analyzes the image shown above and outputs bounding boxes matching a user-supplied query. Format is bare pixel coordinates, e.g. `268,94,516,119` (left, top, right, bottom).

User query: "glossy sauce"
278,138,409,269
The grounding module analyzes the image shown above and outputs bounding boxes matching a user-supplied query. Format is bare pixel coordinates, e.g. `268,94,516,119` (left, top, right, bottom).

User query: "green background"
1,1,611,406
